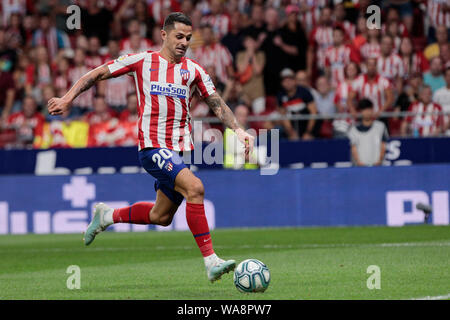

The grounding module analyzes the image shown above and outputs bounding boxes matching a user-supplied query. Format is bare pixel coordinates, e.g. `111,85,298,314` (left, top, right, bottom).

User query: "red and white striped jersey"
119,38,154,55
309,26,334,70
148,0,181,26
294,0,327,33
360,42,381,60
200,14,231,39
325,45,360,88
334,81,353,110
191,43,232,83
377,53,405,80
106,51,216,151
69,66,94,108
407,101,444,136
104,76,135,108
402,52,430,78
427,0,450,28
351,74,392,112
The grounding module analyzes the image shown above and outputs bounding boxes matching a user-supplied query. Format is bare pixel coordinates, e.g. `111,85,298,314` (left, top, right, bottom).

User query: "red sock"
186,202,214,257
113,202,154,224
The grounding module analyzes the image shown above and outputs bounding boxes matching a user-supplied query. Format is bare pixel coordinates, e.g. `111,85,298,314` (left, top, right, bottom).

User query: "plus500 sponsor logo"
386,191,449,226
150,82,188,99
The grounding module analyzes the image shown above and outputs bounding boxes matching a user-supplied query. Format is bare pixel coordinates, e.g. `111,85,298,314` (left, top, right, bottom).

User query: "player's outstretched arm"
48,64,113,116
204,92,255,157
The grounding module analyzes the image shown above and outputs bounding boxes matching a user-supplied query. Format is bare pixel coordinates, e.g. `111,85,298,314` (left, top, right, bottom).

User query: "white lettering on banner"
10,212,27,234
63,177,95,207
386,191,450,226
0,176,216,234
0,202,7,234
53,211,88,233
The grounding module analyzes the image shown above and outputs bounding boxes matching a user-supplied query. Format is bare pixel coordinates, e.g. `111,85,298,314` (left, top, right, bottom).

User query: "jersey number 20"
152,148,173,169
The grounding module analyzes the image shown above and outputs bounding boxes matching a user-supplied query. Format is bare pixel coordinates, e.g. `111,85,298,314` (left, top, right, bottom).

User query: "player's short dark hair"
163,12,192,31
358,98,374,111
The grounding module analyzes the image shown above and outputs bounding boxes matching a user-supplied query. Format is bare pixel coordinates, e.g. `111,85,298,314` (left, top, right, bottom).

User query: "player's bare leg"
83,190,178,245
174,168,236,282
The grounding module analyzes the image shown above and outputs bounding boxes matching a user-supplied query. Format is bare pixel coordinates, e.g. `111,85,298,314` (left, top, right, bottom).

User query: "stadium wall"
0,164,449,234
1,137,450,175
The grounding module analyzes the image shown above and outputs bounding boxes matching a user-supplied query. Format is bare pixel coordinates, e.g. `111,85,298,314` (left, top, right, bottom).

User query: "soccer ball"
233,259,270,293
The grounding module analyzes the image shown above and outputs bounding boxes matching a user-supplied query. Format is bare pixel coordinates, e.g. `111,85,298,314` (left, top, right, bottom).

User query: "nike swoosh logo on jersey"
149,68,159,72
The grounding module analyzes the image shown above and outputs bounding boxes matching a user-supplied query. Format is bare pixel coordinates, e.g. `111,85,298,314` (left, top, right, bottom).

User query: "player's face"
162,23,192,59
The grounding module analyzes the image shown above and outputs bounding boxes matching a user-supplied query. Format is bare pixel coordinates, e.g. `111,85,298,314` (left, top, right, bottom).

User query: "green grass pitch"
0,225,449,300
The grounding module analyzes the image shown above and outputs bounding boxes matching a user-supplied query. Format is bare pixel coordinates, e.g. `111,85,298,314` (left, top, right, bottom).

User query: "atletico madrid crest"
165,162,173,172
180,69,190,81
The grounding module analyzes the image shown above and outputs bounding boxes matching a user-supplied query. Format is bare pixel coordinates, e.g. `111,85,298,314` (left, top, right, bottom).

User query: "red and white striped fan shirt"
106,51,216,151
334,81,353,111
200,14,231,39
402,53,430,78
377,53,405,80
351,74,392,112
407,101,444,136
360,42,381,60
325,44,360,88
427,0,450,28
309,26,334,70
191,43,232,83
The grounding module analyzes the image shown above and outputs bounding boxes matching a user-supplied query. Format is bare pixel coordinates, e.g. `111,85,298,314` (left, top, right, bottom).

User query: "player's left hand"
235,128,255,161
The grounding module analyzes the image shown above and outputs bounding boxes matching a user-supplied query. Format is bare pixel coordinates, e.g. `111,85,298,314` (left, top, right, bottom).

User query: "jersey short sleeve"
194,64,216,98
106,52,146,77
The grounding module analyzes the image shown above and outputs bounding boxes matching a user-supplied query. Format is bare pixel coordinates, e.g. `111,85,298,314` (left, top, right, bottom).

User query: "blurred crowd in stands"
0,0,449,149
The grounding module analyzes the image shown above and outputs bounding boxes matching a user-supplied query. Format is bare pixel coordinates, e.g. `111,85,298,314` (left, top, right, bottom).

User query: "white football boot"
83,202,114,246
205,253,236,282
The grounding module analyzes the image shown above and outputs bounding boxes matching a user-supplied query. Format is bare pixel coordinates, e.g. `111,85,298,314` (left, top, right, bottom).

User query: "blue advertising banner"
1,137,450,175
0,164,448,234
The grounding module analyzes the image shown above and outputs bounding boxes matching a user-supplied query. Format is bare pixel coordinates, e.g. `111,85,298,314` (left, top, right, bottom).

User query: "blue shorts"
139,147,187,206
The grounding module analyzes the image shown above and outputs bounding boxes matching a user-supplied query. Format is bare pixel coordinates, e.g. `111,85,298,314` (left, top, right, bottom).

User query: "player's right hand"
47,97,71,116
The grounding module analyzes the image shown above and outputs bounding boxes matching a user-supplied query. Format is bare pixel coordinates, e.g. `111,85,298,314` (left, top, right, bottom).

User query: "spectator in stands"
259,7,284,96
425,0,450,44
333,62,360,138
68,48,95,118
200,0,231,40
27,46,53,103
312,76,335,138
353,16,369,52
53,56,70,93
85,36,104,69
401,85,444,137
32,13,70,60
0,63,16,122
324,26,360,89
6,95,45,148
120,93,138,123
275,68,318,140
307,6,334,81
378,35,405,91
360,28,381,62
191,24,234,84
399,37,429,79
348,57,394,120
0,28,17,73
242,4,266,47
390,72,423,136
423,57,446,93
80,0,114,46
424,25,449,61
334,2,356,40
235,35,266,115
84,95,117,126
221,11,244,61
295,70,311,88
277,5,308,72
433,67,450,135
348,98,388,167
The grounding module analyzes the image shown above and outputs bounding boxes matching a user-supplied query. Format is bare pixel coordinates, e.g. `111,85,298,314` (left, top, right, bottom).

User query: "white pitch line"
412,293,450,300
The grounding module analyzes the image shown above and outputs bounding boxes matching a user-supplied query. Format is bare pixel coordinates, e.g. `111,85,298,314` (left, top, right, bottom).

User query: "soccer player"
47,13,255,282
